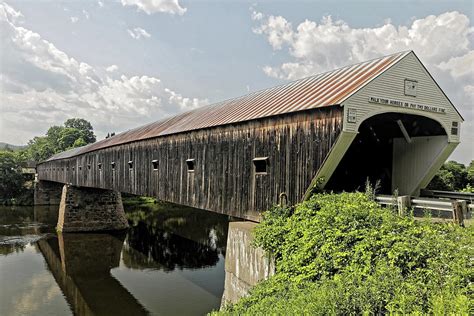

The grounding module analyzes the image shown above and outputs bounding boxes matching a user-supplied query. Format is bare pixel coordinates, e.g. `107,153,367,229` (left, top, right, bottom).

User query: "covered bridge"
37,51,463,221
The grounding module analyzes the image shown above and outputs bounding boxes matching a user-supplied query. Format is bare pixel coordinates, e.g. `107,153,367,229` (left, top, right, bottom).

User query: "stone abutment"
221,221,275,308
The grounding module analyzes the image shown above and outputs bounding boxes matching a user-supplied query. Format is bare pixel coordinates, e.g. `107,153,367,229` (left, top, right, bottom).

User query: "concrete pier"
221,221,275,308
57,184,129,232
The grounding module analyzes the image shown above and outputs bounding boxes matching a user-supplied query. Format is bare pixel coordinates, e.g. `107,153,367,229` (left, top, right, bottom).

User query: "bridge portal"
326,112,449,195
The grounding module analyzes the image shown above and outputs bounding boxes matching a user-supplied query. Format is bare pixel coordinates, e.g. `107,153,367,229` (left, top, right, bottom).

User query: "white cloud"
252,9,474,163
70,16,78,23
1,2,23,20
106,65,119,72
0,3,207,145
82,9,89,20
252,10,473,80
253,15,293,50
127,27,151,39
98,1,104,8
438,51,474,78
121,0,186,16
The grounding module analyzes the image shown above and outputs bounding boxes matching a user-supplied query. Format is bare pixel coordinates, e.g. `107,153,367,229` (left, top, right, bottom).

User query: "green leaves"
428,160,472,191
0,151,27,200
25,118,96,162
219,192,473,315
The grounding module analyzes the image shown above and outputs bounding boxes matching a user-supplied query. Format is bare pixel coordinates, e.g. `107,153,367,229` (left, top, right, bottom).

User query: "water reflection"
0,205,57,256
124,204,229,271
0,202,231,315
37,233,148,316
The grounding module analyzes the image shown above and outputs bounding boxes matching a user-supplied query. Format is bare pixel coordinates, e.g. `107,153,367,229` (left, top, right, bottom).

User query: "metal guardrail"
420,189,474,202
376,196,454,211
375,192,472,226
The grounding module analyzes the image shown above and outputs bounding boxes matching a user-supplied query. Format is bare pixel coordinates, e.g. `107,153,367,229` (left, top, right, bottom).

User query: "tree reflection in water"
123,202,232,271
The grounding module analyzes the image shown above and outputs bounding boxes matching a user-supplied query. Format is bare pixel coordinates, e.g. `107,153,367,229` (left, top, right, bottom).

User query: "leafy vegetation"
0,118,96,204
24,118,96,162
0,151,28,203
122,193,158,205
217,192,473,315
428,160,473,191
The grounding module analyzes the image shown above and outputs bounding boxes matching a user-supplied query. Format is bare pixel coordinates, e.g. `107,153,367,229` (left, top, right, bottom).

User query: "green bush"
218,192,473,315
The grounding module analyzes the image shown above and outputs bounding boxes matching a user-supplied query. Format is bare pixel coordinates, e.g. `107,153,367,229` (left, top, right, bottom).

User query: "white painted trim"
303,130,358,200
415,141,459,195
343,106,455,142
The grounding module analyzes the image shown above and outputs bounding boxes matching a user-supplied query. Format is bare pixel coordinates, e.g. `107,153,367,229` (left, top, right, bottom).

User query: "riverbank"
215,192,473,315
121,193,158,206
0,188,33,206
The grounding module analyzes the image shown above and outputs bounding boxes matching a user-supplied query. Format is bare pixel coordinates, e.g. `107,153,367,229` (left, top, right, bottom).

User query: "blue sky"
1,0,473,162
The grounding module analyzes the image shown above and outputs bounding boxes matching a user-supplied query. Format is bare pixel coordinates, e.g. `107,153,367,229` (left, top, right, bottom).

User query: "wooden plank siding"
37,107,343,221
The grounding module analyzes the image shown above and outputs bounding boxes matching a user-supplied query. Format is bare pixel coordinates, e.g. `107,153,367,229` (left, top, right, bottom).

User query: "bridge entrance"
325,113,447,195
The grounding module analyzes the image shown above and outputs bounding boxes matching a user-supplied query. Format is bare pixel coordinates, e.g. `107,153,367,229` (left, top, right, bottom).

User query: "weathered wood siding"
37,107,343,220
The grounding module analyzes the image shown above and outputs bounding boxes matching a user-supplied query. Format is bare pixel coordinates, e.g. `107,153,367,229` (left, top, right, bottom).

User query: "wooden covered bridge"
36,51,463,223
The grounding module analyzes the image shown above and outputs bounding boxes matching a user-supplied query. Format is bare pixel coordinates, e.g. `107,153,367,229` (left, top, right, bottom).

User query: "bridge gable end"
341,51,463,142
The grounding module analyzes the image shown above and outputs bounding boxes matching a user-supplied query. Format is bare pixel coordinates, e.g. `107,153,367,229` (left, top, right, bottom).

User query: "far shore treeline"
0,118,96,205
0,118,473,205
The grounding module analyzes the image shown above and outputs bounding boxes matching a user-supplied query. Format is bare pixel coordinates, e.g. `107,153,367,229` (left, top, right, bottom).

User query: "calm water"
0,202,232,316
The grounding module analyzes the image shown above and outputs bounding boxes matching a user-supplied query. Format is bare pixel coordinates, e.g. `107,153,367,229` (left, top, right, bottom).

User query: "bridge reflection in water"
38,233,148,316
36,202,231,315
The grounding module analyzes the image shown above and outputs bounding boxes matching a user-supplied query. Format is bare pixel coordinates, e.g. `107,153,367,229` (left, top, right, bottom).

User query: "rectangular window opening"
79,166,82,171
111,162,116,170
451,121,459,136
253,157,269,174
186,159,195,172
152,159,158,170
87,164,91,170
98,163,102,170
128,160,133,170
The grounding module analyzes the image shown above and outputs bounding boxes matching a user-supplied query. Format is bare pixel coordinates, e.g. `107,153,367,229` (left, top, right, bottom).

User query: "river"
0,201,233,315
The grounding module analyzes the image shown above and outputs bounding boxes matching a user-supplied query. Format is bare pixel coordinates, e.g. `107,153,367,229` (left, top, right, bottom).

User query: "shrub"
217,192,473,315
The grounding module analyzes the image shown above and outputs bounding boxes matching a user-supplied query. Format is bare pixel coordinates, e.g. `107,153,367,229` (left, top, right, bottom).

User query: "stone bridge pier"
35,180,129,232
34,180,63,205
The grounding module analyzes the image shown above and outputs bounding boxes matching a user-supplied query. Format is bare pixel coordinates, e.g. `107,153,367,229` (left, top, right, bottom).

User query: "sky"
0,0,472,163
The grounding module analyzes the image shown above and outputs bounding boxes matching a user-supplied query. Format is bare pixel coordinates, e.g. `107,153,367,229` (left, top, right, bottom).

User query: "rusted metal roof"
45,51,410,161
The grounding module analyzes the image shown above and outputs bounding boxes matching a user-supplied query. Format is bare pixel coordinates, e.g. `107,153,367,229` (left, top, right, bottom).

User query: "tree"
468,160,474,185
64,118,96,143
73,137,87,147
46,125,64,150
427,160,469,191
0,151,25,200
58,127,84,150
24,118,96,162
25,136,55,162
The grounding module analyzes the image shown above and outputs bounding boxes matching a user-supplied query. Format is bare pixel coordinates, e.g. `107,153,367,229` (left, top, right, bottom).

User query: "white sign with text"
368,96,446,114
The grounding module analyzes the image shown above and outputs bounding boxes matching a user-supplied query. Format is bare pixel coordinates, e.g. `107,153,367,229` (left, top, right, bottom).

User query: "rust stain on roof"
46,51,410,161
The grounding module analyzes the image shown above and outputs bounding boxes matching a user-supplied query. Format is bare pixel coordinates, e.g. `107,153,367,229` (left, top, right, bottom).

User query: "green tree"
468,160,474,185
58,127,84,150
0,151,25,200
24,118,96,162
25,136,55,162
46,125,64,150
427,160,469,191
72,137,87,147
64,118,96,143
